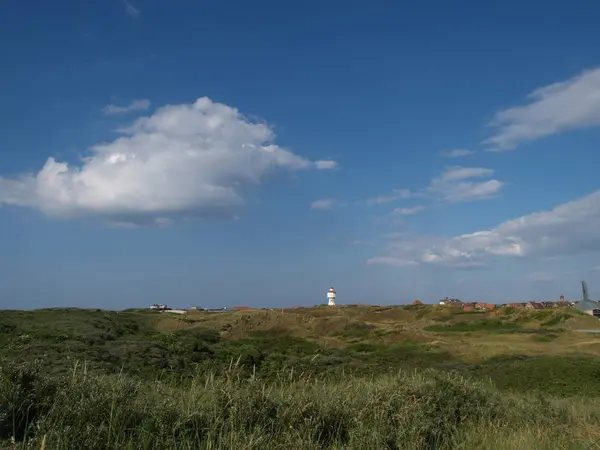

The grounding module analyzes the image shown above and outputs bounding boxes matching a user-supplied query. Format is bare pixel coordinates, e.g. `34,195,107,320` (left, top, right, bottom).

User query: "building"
527,302,545,310
505,302,528,308
475,303,496,310
575,281,600,318
439,297,461,305
575,299,600,318
327,288,336,306
204,307,228,312
149,304,168,311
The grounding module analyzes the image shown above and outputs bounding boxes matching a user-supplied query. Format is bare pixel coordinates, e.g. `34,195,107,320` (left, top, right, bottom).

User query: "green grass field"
2,305,600,449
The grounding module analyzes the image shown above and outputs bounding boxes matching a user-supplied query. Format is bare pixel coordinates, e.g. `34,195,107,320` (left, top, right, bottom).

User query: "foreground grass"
2,307,600,448
1,362,600,450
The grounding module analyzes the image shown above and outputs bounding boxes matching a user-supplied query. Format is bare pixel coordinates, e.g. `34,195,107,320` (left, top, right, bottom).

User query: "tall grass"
2,362,599,449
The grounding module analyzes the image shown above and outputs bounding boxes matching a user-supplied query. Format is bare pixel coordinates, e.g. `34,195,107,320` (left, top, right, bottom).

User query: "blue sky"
2,0,600,309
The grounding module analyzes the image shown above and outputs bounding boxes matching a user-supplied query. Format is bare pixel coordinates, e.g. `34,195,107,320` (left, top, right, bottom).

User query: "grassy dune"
1,304,600,448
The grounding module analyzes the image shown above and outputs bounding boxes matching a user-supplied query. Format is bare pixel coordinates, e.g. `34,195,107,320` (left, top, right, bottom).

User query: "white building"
149,304,168,310
164,309,187,315
327,288,336,306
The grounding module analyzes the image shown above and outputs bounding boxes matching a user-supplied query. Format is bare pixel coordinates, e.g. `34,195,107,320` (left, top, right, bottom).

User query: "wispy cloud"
368,186,600,268
124,0,140,17
440,148,475,158
366,189,427,205
310,199,337,210
485,67,600,151
392,205,425,216
364,166,502,211
102,99,150,116
436,166,493,181
314,160,338,170
428,166,503,203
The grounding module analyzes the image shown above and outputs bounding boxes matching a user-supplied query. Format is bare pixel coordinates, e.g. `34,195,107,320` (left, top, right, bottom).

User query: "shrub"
3,367,596,450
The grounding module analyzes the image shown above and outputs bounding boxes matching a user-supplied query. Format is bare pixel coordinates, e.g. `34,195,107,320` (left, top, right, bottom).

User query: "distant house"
164,309,187,315
439,297,461,305
204,307,228,312
475,303,496,310
507,302,528,308
542,301,561,308
527,302,545,310
149,304,168,311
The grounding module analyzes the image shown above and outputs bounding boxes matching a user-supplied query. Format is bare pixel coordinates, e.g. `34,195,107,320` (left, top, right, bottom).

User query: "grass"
2,305,600,448
424,318,522,332
2,362,600,449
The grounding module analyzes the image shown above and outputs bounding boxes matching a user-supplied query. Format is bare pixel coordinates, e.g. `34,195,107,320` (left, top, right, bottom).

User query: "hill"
2,304,600,448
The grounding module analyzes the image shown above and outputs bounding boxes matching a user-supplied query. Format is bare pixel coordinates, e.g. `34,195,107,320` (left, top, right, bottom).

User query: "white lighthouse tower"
327,287,336,306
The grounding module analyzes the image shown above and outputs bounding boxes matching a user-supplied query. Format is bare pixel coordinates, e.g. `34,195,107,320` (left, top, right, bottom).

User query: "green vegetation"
424,318,522,332
1,305,600,448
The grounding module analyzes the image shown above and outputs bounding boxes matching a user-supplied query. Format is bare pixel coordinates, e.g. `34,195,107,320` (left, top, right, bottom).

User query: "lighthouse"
327,287,336,306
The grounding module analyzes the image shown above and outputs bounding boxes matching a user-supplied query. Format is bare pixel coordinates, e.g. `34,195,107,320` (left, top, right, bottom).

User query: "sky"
2,1,600,309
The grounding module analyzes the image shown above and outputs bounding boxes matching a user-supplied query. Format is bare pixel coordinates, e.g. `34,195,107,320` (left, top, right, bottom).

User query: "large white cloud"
485,67,600,150
0,97,335,225
368,188,600,267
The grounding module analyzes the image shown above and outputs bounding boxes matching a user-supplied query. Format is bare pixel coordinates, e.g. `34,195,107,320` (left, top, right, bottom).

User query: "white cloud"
428,166,503,202
367,256,419,268
366,167,501,207
310,199,336,210
368,187,600,268
436,166,493,181
392,205,425,215
485,67,600,151
124,0,140,17
440,148,475,158
0,97,334,226
314,160,338,170
102,99,150,116
366,189,427,205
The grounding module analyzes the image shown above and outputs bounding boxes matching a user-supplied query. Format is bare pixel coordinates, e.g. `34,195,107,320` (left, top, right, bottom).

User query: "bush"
425,319,521,333
0,362,64,440
2,367,595,450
